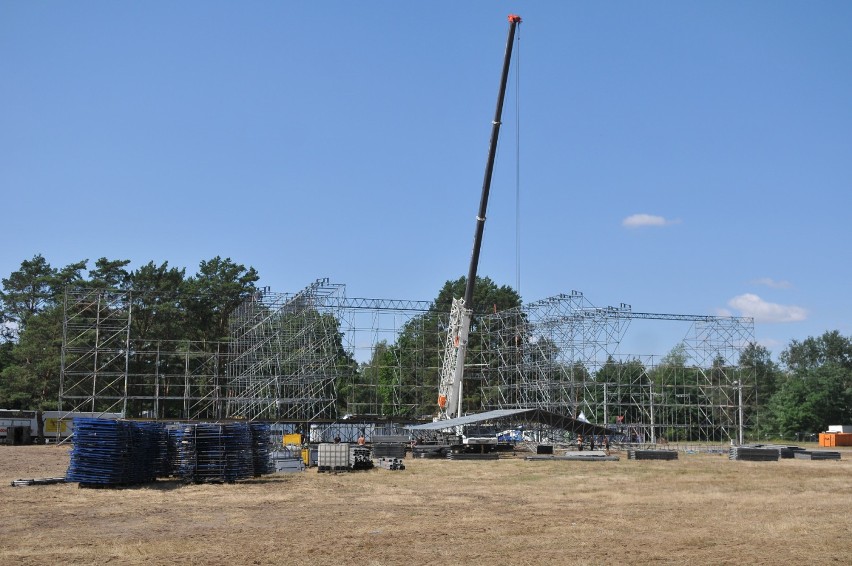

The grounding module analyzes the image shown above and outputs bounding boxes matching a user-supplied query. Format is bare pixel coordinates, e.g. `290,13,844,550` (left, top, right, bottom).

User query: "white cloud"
622,213,680,228
752,277,793,289
726,293,807,323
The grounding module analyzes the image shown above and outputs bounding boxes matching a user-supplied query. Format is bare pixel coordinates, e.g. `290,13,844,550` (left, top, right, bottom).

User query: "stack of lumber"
628,449,678,460
793,450,841,460
740,443,805,458
729,446,779,461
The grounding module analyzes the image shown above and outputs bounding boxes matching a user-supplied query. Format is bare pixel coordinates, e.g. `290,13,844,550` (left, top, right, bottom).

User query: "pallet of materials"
271,449,306,473
729,446,779,461
376,457,406,471
628,449,678,460
351,447,374,470
793,450,841,460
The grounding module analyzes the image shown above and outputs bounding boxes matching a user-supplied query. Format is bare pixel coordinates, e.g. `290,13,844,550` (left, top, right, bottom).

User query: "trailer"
0,410,123,443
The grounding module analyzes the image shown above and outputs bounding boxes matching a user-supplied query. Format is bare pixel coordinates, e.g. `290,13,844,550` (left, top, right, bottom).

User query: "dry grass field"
2,444,851,565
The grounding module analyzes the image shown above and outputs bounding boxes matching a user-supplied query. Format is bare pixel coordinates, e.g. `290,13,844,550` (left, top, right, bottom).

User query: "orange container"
819,432,852,447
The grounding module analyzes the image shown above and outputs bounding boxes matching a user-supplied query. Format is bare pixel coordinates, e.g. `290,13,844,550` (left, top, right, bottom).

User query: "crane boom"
437,14,522,421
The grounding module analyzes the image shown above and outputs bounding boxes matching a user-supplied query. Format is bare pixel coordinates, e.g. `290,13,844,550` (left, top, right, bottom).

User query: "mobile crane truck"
437,15,522,431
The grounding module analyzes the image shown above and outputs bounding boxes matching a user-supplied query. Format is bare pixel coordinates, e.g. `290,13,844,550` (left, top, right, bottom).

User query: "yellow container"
301,447,310,466
283,433,302,446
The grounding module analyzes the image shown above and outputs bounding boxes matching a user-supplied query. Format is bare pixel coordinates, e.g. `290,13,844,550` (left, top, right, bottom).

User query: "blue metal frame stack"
66,418,274,487
66,418,164,487
250,422,272,476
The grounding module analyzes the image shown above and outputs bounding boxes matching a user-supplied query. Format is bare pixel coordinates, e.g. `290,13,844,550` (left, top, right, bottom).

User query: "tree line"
2,255,850,440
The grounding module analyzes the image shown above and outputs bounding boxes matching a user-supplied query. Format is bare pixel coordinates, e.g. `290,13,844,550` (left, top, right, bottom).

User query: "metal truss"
473,290,755,442
60,281,755,441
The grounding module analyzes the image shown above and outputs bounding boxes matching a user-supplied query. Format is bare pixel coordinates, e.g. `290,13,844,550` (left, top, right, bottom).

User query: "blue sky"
2,1,851,358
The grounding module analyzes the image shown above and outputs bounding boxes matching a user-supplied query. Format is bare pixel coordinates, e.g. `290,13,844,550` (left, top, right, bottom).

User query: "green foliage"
346,341,398,416
0,306,64,410
762,331,852,438
0,254,86,338
184,256,259,342
128,261,188,342
765,364,852,438
780,330,852,372
89,257,131,289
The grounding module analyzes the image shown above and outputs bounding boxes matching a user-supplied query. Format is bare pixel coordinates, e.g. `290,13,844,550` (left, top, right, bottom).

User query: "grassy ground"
2,444,850,565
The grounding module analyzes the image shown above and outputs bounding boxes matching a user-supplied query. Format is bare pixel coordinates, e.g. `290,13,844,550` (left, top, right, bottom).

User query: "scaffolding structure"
60,287,226,421
225,279,347,420
60,288,132,416
60,280,755,441
473,291,755,442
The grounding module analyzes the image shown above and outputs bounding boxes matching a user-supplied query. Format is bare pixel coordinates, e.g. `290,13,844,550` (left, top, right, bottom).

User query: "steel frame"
60,281,754,441
473,291,755,442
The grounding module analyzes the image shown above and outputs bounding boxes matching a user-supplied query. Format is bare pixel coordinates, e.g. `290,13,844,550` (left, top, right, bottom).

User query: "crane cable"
514,27,522,296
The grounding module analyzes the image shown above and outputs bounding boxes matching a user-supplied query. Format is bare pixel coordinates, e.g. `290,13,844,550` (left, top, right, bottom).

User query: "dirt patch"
2,445,851,565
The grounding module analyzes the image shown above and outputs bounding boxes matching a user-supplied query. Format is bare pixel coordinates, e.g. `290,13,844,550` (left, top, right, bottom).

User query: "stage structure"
60,279,755,442
472,292,755,443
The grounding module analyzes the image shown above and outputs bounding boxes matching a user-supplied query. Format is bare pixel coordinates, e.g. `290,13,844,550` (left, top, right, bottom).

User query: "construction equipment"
437,14,522,421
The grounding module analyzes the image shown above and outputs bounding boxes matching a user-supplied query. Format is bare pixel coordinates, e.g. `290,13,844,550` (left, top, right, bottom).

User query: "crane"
437,14,521,421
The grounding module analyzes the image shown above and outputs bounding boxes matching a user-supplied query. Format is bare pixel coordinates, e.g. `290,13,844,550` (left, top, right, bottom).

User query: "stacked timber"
729,446,779,461
793,450,841,461
628,449,678,460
